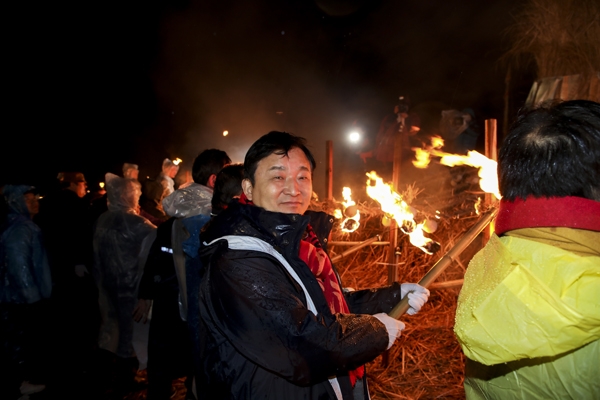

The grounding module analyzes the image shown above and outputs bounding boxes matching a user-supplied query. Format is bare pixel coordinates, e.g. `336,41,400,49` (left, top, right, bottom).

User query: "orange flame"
173,158,183,166
412,137,500,199
335,187,360,233
366,171,438,255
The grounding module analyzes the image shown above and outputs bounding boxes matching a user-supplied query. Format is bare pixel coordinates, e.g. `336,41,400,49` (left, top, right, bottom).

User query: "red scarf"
495,196,600,235
239,194,365,386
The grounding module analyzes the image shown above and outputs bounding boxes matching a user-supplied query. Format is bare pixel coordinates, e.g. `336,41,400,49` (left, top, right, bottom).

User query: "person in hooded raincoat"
0,185,52,398
92,173,156,395
454,99,600,399
157,158,180,199
197,131,430,399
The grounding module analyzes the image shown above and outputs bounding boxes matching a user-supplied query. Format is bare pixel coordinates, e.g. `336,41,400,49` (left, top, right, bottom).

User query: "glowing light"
335,187,361,233
348,131,361,144
99,182,105,189
474,197,483,215
366,171,440,254
173,158,183,166
223,130,229,136
413,137,500,199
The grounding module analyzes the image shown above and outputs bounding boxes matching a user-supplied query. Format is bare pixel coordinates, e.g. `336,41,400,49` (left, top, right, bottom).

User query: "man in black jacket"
197,131,429,399
34,171,101,395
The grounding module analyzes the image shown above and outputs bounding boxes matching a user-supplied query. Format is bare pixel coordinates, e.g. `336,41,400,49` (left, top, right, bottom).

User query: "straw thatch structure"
503,0,600,107
504,0,600,80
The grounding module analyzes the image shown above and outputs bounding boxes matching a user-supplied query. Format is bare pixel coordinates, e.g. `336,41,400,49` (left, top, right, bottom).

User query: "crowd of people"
1,98,598,400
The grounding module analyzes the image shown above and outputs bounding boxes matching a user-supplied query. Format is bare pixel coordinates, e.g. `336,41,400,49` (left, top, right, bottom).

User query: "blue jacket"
0,185,52,304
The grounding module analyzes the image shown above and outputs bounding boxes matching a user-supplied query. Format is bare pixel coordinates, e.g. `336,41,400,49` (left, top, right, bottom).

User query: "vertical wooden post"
387,126,403,284
484,119,497,243
503,69,511,141
383,125,404,367
326,140,333,201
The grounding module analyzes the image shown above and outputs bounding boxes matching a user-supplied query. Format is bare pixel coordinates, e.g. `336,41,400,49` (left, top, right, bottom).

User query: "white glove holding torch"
400,283,430,315
373,313,406,349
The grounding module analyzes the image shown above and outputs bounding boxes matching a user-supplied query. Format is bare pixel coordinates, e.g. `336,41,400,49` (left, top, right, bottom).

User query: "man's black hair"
499,99,600,201
211,163,244,215
243,131,316,185
192,149,231,185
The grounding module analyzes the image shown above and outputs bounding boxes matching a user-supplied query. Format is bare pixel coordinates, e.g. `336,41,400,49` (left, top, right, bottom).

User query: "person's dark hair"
244,131,316,185
192,149,231,185
498,99,600,201
211,163,244,215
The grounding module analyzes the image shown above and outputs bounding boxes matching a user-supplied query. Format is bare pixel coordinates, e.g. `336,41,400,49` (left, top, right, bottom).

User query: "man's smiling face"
242,147,312,215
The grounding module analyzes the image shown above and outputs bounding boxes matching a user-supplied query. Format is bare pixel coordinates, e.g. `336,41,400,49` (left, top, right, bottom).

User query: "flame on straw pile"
366,171,439,255
173,158,183,166
336,187,360,233
413,136,500,200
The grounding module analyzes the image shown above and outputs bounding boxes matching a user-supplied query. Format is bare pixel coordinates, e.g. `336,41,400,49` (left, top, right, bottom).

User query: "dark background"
3,0,534,198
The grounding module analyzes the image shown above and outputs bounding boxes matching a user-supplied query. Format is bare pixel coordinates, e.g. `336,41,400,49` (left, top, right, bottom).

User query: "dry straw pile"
324,165,492,399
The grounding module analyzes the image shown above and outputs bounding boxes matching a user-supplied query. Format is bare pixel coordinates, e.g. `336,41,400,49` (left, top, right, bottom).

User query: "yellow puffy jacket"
454,228,600,399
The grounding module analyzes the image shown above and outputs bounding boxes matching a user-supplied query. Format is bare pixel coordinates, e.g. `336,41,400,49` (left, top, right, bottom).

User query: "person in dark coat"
0,185,52,398
197,131,430,399
34,171,102,395
135,149,231,400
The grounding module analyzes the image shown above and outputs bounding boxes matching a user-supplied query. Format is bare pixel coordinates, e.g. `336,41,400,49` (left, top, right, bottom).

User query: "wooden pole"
330,235,382,264
387,123,404,285
389,208,498,319
503,69,511,142
326,140,333,201
383,119,404,367
484,119,497,243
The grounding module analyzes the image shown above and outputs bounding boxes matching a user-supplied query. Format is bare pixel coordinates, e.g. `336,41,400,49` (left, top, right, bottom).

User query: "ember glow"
412,136,500,199
366,171,440,255
336,187,360,233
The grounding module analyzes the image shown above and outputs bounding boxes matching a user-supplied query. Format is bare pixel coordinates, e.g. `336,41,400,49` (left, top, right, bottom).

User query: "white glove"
400,283,430,315
373,313,405,350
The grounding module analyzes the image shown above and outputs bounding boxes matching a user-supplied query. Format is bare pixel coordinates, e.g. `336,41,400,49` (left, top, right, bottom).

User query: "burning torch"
389,207,498,319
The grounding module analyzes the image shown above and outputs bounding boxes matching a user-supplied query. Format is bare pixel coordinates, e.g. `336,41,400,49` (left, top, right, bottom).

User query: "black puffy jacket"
197,202,404,399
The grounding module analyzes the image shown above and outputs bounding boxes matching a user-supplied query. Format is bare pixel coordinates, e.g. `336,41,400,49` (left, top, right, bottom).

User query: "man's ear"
241,179,253,200
207,174,217,189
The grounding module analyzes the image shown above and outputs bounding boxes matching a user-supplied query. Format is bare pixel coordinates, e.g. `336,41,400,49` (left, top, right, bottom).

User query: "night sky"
3,0,533,198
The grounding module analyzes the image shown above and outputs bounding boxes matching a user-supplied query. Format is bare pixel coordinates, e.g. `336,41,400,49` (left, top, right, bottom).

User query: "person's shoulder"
200,202,245,241
128,210,156,224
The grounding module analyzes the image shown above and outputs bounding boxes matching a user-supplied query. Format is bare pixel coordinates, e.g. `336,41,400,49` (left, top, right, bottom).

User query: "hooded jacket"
92,174,156,357
0,185,52,304
197,201,403,400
